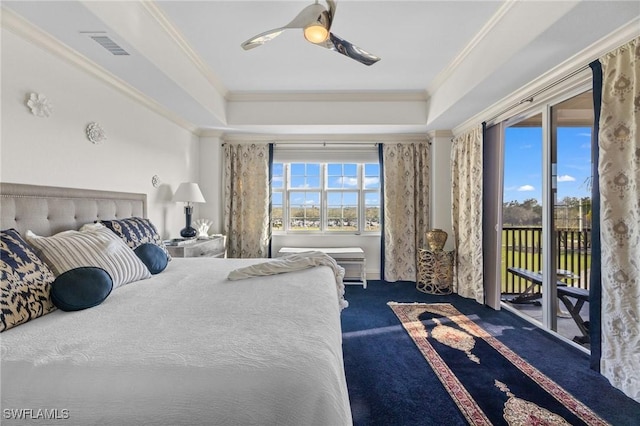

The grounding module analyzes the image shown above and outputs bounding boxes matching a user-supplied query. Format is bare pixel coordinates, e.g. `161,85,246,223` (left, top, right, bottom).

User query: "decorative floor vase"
426,229,448,251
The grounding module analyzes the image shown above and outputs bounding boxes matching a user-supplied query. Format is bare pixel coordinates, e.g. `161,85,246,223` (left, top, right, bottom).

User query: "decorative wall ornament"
151,175,161,188
86,122,106,144
26,93,53,117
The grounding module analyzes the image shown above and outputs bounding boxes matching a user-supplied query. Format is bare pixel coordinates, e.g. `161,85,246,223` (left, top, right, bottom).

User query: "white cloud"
335,177,358,187
364,177,379,186
517,185,535,192
557,175,576,182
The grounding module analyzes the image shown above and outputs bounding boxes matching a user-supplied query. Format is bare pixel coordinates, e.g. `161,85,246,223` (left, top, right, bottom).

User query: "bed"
0,183,352,426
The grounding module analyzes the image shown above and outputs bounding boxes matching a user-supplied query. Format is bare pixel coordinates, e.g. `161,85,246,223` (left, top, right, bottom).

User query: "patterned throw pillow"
100,217,171,261
25,227,151,290
1,229,56,332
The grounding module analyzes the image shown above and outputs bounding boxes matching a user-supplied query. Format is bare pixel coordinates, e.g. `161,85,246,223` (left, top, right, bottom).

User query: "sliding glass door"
500,90,594,348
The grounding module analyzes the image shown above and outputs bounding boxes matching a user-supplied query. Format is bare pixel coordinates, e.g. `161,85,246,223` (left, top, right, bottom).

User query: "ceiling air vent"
88,34,130,56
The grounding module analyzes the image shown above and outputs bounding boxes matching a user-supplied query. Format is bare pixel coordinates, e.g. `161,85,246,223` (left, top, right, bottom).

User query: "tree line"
503,197,591,228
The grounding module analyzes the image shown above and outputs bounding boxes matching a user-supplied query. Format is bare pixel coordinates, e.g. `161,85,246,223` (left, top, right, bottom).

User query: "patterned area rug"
389,302,608,426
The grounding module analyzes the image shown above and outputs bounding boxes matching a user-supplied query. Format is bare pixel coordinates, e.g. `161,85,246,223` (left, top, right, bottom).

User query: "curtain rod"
484,64,591,125
273,141,378,147
221,141,380,146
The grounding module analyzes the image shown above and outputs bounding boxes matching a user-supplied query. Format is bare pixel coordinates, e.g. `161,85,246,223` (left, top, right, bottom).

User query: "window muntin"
272,162,380,233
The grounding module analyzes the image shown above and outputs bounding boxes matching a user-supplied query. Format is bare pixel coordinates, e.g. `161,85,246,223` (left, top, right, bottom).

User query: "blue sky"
503,126,592,204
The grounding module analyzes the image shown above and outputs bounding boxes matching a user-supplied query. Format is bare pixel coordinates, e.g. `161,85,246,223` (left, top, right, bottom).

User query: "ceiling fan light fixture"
304,23,329,43
242,1,380,65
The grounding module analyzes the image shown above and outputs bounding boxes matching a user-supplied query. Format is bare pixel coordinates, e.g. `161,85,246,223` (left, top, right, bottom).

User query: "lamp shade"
172,182,206,204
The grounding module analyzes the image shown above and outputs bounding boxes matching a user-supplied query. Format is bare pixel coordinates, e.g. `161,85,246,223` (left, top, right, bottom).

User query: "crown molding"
426,0,516,96
221,133,429,142
226,90,428,103
427,130,454,140
2,6,199,135
140,1,228,98
198,129,225,138
452,18,640,136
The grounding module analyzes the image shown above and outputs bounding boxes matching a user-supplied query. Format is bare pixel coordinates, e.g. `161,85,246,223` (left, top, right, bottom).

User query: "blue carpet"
341,280,640,426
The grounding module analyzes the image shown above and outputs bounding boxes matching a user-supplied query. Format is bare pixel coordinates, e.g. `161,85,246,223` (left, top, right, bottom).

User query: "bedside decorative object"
86,122,106,144
151,175,161,188
194,218,213,238
172,182,206,238
417,248,454,295
425,228,448,251
165,236,226,258
26,93,53,117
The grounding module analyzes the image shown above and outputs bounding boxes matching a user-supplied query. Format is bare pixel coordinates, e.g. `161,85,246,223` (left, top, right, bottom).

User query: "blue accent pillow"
51,267,113,311
134,243,168,275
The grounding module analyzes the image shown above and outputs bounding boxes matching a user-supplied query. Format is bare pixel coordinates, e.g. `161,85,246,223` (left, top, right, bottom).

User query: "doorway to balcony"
500,90,594,349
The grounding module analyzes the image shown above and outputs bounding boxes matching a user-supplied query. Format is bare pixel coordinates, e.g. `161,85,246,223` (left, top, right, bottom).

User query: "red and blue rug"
389,302,608,425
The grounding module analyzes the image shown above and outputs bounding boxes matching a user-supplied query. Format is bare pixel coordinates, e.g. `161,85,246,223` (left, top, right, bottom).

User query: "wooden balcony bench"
277,247,367,288
504,267,570,305
505,267,590,344
557,286,590,344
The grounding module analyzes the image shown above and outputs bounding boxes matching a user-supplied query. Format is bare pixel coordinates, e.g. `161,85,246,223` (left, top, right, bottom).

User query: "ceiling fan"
241,0,380,66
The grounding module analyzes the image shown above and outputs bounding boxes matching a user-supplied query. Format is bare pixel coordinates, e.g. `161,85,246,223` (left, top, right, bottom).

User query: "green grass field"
501,228,591,293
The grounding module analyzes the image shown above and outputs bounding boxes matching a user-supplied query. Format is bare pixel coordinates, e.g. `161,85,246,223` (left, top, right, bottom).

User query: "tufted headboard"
0,183,146,237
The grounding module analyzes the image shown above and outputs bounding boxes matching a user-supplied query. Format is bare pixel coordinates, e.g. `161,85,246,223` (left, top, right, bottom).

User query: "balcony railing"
502,227,591,295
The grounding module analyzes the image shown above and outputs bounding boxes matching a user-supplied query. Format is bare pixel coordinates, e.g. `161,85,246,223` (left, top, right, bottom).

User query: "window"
272,162,380,233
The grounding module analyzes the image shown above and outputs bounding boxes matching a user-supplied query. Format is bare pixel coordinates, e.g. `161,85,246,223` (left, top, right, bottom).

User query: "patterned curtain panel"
381,142,430,282
598,37,640,402
451,125,484,303
223,143,270,258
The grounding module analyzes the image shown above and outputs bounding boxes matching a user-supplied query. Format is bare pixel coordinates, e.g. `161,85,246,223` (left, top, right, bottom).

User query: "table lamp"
172,182,206,238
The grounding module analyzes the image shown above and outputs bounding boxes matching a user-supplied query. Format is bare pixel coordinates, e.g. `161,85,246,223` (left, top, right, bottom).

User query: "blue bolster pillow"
51,267,113,311
134,243,169,275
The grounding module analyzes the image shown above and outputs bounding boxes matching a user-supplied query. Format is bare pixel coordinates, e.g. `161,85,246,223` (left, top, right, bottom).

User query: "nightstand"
166,236,226,258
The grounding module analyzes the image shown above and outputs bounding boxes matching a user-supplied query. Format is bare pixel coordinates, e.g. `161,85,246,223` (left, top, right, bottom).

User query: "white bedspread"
1,258,352,426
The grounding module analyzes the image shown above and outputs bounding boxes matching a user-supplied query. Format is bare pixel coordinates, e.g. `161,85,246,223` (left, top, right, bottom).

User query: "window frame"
271,162,381,234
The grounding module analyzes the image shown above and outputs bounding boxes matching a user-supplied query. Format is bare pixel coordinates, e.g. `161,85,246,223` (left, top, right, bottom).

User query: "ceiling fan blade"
241,3,325,50
241,28,285,50
327,0,336,21
319,33,381,66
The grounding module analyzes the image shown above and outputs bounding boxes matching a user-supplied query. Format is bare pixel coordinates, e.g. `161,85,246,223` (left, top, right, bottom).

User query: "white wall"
197,135,224,234
428,130,454,251
1,28,199,239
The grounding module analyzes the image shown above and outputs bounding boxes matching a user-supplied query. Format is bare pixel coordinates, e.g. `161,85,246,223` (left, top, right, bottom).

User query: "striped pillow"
25,227,151,289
